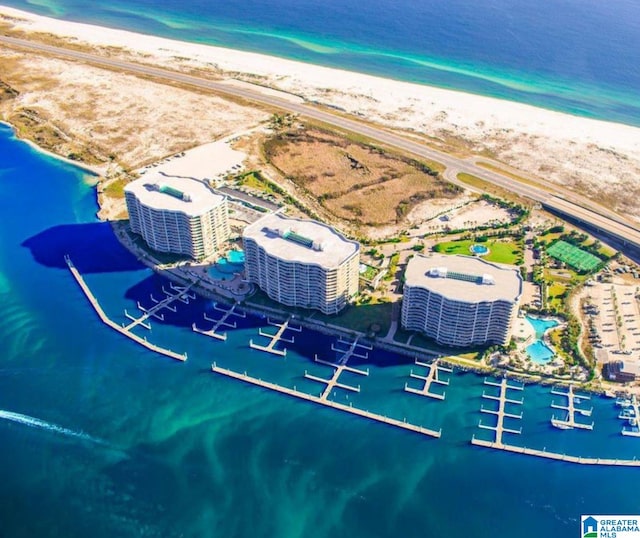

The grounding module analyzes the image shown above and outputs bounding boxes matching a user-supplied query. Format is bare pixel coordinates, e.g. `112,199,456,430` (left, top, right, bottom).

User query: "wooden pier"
211,364,441,438
65,255,187,361
404,359,452,400
304,353,369,401
550,385,594,430
249,317,302,357
192,302,246,341
478,377,523,444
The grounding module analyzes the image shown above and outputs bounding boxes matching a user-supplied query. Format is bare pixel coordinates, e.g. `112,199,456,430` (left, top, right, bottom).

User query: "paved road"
2,34,640,250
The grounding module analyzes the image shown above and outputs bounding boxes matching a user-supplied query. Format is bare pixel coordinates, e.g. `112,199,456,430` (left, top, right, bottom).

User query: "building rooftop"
124,174,226,216
405,253,522,302
243,213,359,268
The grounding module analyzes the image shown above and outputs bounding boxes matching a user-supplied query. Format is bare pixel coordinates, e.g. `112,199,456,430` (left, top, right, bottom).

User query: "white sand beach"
2,5,640,218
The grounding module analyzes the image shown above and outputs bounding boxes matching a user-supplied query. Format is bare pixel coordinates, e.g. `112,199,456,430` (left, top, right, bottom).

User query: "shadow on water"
23,223,442,369
22,222,145,273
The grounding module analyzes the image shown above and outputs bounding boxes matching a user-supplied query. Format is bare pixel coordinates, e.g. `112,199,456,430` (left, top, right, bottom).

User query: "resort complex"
125,176,230,260
242,213,360,314
401,254,523,347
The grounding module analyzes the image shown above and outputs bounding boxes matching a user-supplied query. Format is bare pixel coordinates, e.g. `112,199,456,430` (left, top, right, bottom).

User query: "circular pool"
470,244,490,256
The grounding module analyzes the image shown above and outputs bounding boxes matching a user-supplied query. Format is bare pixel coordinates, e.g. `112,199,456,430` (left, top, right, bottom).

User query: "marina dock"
249,316,302,356
304,342,370,401
404,359,452,400
470,438,640,467
550,385,594,430
331,336,373,365
65,255,187,361
192,302,246,341
124,283,193,331
211,364,441,438
478,377,524,444
618,395,640,437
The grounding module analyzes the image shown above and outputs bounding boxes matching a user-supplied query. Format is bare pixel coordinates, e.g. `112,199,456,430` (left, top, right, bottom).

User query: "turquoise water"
471,244,489,255
208,254,244,280
3,127,640,534
526,340,555,364
3,0,640,126
227,249,245,264
527,315,560,339
525,316,560,364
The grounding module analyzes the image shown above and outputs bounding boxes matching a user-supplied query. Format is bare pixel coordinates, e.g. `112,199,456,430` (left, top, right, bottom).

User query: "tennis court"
546,240,601,272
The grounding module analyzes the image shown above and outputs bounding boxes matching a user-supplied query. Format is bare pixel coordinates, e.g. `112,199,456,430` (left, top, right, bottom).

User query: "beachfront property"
242,213,360,315
401,254,522,347
125,175,230,260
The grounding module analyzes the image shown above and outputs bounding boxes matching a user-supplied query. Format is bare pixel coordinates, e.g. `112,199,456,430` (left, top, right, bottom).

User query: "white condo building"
125,175,229,260
401,254,522,347
243,213,360,315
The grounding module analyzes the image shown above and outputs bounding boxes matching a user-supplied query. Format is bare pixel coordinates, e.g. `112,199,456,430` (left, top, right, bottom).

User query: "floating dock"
470,438,640,467
478,377,524,444
404,359,452,400
124,284,192,331
192,302,246,341
331,337,373,365
304,342,370,401
211,363,441,438
249,316,302,357
65,255,187,361
550,385,594,430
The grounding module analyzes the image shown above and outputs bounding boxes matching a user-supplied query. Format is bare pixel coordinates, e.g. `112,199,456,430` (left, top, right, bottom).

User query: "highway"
2,34,640,252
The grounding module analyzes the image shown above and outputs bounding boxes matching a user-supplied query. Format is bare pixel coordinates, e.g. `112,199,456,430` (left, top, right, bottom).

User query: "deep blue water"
2,121,640,536
3,0,640,126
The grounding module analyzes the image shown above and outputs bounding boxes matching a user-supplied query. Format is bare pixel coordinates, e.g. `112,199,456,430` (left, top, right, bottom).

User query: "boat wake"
0,409,104,445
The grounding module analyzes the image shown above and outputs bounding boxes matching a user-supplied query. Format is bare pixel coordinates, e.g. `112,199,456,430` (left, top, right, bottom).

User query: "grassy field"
265,128,462,225
547,240,602,272
433,238,523,265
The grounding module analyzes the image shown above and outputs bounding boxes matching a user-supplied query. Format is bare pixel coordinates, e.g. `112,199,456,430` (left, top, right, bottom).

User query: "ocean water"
2,121,640,536
3,0,640,126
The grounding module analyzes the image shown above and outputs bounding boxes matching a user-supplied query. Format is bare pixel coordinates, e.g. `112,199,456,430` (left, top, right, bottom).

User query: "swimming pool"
526,340,556,363
470,244,489,255
208,250,245,281
525,315,560,364
227,250,245,264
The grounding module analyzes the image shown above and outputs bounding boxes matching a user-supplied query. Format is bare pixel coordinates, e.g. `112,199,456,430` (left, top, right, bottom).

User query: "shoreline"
0,120,104,176
3,6,640,220
1,5,639,146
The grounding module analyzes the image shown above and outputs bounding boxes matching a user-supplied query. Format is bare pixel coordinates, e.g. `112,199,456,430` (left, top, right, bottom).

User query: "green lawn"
547,240,601,272
433,239,522,265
